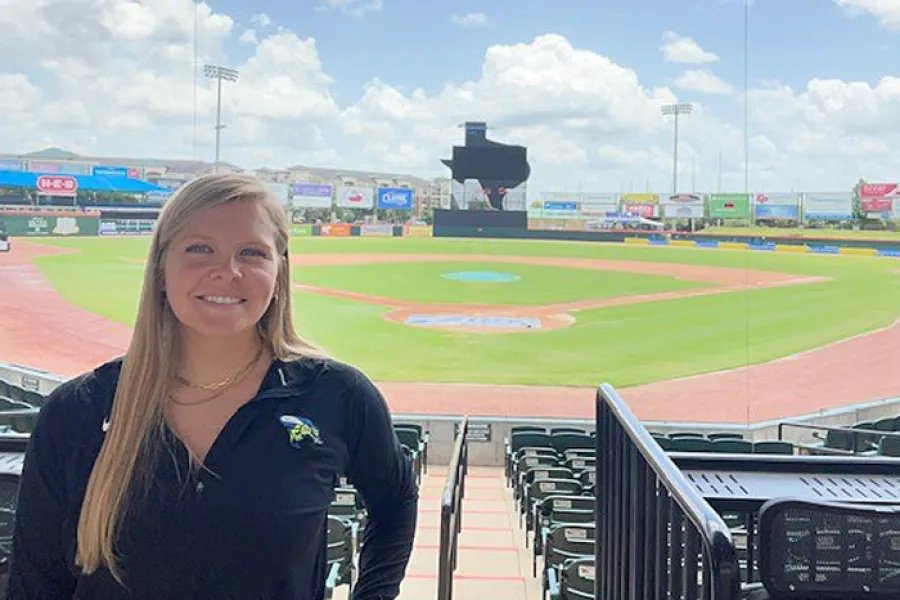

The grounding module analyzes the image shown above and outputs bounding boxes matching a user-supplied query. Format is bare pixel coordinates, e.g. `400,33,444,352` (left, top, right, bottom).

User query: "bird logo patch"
279,415,324,448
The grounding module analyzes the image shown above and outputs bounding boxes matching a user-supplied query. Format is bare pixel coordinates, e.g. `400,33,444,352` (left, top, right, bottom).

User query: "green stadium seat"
753,440,794,455
670,437,713,452
711,439,753,454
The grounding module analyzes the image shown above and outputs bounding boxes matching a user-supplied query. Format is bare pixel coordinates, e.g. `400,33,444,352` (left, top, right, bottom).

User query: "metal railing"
596,384,741,599
437,416,469,600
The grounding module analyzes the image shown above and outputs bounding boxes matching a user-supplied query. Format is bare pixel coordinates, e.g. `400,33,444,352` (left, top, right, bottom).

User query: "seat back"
824,429,855,451
511,432,552,454
565,456,596,474
551,433,593,453
511,425,546,436
708,432,744,440
394,428,420,451
550,427,586,436
759,498,900,599
711,439,753,454
753,440,794,455
670,437,713,452
529,478,582,507
878,435,900,457
560,557,595,599
545,523,595,570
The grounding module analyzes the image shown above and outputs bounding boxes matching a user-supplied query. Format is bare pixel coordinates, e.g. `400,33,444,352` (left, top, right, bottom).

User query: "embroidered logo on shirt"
279,415,324,448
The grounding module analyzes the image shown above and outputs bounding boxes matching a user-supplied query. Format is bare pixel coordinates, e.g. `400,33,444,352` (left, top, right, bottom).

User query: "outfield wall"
432,209,900,256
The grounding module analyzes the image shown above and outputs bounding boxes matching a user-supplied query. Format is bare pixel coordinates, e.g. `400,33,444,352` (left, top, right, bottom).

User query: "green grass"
26,236,900,388
293,261,704,306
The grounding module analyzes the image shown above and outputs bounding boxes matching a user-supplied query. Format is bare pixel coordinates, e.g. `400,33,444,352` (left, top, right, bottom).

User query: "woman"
7,173,419,599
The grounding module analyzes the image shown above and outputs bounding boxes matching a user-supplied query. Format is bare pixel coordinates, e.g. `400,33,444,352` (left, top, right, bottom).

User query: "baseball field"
16,236,900,398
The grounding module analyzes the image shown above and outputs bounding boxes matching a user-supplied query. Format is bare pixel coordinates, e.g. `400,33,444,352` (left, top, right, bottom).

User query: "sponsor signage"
360,224,394,237
92,166,129,178
754,193,799,220
336,186,375,210
377,187,414,210
0,159,23,171
662,194,705,219
36,175,78,197
320,223,352,237
291,183,332,208
708,194,751,219
803,193,853,220
859,183,899,214
620,193,659,205
623,203,655,218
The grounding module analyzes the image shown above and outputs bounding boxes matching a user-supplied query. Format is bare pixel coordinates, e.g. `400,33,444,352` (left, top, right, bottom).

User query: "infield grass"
25,236,900,388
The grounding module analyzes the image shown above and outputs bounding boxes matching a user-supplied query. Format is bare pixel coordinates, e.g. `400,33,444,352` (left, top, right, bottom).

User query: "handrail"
437,416,468,600
596,383,741,599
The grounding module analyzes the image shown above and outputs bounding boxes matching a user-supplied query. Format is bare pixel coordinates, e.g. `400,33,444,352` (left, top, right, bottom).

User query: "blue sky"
1,0,899,193
217,0,896,101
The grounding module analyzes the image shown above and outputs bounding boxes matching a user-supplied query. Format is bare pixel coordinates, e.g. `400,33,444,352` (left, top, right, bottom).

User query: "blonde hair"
76,173,325,583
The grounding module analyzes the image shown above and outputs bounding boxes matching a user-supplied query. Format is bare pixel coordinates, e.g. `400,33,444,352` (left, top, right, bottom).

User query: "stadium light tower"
203,64,239,171
661,102,693,194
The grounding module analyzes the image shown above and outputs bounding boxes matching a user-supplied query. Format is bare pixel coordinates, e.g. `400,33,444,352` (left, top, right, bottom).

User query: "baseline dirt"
1,241,894,424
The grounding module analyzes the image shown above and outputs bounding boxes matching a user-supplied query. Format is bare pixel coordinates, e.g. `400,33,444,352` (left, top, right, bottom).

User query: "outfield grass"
294,261,704,306
27,236,900,388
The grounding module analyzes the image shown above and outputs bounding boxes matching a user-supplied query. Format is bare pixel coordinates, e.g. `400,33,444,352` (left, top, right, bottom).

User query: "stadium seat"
550,433,593,454
550,427,586,436
511,425,547,436
532,495,595,567
522,478,583,534
877,435,900,457
0,473,20,598
708,432,745,440
546,557,594,600
668,431,705,439
540,523,595,599
670,437,713,452
711,439,753,453
752,441,794,455
324,516,357,598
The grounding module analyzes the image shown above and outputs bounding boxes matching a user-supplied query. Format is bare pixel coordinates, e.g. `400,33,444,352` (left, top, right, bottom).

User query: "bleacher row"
503,426,596,599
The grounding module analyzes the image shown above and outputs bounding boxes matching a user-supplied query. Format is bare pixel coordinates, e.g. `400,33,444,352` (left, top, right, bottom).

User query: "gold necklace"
174,345,264,392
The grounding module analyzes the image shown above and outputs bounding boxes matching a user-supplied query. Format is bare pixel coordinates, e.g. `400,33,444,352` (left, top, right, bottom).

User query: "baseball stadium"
4,150,900,599
4,1,900,596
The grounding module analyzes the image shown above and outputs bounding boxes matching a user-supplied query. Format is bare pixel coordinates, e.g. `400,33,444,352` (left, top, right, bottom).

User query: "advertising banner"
859,184,899,215
541,200,579,219
336,186,375,209
92,166,129,178
708,194,751,219
0,159,23,171
98,219,156,236
291,183,332,208
360,224,394,237
28,161,90,175
404,225,433,238
377,187,414,210
0,215,99,236
623,203,655,218
579,193,618,217
754,193,799,220
321,223,352,237
620,193,659,205
755,204,799,220
289,224,312,237
662,194,705,219
36,175,78,197
803,193,853,220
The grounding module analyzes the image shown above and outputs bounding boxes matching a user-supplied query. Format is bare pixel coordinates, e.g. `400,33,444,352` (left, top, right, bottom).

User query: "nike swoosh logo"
102,418,110,432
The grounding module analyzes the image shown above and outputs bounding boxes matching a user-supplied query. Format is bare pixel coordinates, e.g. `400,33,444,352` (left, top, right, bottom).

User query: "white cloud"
2,1,900,195
317,0,383,17
661,31,720,64
239,29,258,45
675,70,735,95
835,0,900,30
251,13,273,29
451,12,488,27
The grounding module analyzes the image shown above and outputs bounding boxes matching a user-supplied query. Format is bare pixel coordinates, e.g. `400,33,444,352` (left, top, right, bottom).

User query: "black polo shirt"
6,356,419,600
